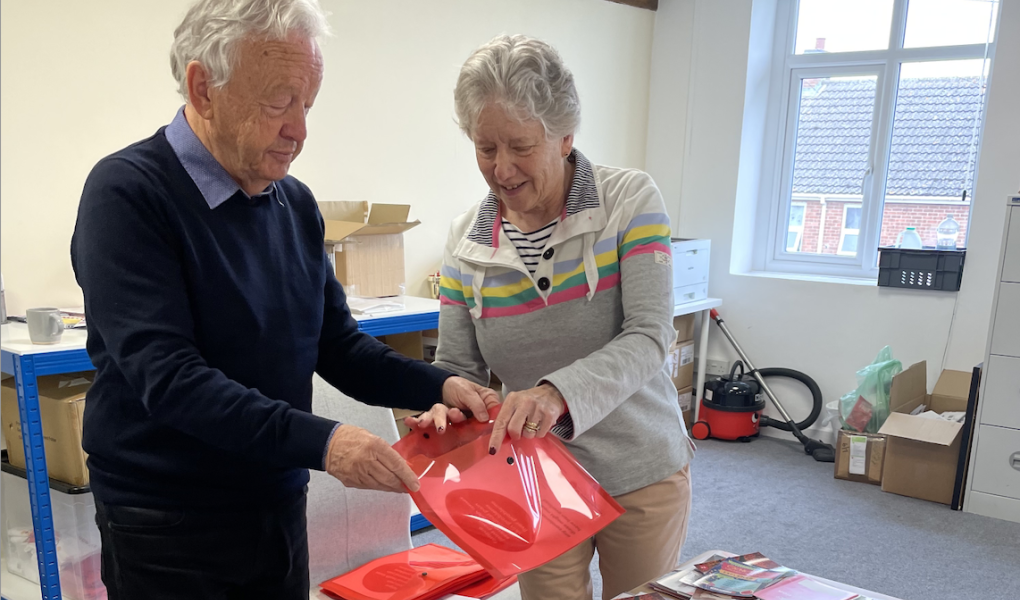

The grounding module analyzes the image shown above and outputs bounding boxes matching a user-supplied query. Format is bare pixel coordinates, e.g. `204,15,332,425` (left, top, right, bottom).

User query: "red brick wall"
791,197,970,254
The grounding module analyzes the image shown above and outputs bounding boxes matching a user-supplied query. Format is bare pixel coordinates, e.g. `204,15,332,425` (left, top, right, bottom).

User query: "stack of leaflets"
644,553,865,600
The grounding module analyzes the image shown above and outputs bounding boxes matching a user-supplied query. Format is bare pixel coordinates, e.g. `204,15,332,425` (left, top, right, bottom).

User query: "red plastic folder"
319,543,489,600
393,408,625,579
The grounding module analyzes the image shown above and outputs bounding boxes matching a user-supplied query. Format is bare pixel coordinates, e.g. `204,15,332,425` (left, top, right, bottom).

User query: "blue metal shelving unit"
1,300,438,599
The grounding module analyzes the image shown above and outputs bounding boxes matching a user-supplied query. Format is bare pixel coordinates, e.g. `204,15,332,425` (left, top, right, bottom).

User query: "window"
838,204,862,256
755,0,998,279
787,202,806,252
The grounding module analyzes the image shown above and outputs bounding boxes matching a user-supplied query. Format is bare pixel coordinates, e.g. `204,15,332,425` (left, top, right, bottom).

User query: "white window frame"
837,203,862,257
787,200,807,252
754,0,998,280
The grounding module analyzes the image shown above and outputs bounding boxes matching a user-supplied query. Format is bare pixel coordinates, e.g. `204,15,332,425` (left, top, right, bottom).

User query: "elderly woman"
412,35,695,600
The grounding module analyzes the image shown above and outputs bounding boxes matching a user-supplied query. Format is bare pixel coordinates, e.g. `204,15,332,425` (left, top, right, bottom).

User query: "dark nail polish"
489,447,496,455
438,426,445,433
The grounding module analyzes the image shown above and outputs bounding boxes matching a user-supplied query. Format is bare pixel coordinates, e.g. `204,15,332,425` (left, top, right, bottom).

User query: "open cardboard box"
318,201,420,298
877,361,972,505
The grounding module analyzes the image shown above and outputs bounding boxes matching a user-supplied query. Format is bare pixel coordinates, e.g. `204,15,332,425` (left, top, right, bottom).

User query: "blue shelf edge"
409,513,433,533
358,313,438,337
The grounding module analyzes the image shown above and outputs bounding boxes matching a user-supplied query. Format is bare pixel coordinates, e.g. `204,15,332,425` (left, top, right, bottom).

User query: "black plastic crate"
878,247,966,291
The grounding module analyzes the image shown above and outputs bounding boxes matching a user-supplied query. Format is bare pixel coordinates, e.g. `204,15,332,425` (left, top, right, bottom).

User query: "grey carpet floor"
413,435,1020,600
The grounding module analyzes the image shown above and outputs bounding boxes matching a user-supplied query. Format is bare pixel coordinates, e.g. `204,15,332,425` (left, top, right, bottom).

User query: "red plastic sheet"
319,543,488,600
393,408,624,579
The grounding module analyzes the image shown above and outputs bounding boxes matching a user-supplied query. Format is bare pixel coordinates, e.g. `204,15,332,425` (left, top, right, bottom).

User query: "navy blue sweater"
71,128,449,508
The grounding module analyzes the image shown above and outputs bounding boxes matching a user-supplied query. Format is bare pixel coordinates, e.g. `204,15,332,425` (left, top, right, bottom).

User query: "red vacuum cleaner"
691,360,764,441
691,309,836,463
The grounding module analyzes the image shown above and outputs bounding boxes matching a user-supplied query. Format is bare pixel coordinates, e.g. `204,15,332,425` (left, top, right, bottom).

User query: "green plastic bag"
839,346,902,433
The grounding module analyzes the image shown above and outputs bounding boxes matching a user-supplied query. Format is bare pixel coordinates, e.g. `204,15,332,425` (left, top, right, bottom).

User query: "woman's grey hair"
454,34,580,140
170,0,330,100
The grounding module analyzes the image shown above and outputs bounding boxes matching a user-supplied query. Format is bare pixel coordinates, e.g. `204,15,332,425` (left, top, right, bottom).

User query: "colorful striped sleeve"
438,263,467,306
618,212,672,262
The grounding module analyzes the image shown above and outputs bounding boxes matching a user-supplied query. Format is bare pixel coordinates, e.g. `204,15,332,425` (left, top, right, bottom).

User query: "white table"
673,297,722,422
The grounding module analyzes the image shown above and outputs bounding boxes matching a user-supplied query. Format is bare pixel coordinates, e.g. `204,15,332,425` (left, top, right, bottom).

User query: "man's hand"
325,424,420,493
406,377,501,434
488,383,566,453
442,377,501,424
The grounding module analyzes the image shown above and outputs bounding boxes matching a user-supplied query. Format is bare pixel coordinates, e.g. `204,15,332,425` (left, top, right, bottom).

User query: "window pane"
795,0,894,54
879,60,987,249
788,75,878,257
789,204,806,226
845,207,862,230
787,231,801,251
841,234,859,254
904,0,999,49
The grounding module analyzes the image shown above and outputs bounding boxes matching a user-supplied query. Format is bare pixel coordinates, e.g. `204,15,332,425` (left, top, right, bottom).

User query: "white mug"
26,308,63,345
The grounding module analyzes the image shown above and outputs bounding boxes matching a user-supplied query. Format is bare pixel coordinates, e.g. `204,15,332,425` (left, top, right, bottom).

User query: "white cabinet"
1002,207,1020,283
981,355,1020,430
990,283,1020,358
970,425,1020,500
966,197,1020,524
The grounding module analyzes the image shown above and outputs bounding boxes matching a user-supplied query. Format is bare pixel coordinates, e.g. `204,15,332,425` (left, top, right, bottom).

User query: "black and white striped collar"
466,149,599,248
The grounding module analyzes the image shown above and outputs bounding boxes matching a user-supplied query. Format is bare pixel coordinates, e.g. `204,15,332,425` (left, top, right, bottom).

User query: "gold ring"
524,421,541,432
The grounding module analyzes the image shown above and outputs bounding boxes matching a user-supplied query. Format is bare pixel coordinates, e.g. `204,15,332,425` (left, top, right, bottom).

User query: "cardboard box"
1,372,93,486
834,430,886,485
877,362,972,505
677,385,694,429
673,313,696,343
319,201,420,298
667,338,695,392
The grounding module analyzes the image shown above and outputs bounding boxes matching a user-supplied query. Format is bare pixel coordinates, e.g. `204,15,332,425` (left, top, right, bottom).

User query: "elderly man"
70,0,496,598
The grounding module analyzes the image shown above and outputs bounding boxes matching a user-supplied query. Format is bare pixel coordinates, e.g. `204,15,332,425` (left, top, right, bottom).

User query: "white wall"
646,0,1020,429
0,0,655,313
645,0,696,228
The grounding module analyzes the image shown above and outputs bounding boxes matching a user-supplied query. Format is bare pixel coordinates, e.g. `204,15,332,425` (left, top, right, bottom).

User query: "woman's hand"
404,376,500,433
488,383,566,453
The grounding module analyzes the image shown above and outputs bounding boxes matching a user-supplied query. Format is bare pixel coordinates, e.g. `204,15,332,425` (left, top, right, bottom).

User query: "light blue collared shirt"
164,107,277,209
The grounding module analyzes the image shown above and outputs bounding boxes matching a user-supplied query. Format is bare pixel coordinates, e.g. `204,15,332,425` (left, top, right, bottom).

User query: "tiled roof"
792,76,986,197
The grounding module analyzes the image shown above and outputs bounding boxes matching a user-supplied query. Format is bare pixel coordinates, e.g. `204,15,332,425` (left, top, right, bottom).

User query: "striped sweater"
434,150,694,497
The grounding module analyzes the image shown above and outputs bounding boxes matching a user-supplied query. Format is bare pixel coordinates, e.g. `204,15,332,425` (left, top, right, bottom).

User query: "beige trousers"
518,466,692,600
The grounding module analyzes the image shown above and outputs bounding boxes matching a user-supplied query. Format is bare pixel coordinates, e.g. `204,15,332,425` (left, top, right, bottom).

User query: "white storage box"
1,470,106,600
671,239,710,304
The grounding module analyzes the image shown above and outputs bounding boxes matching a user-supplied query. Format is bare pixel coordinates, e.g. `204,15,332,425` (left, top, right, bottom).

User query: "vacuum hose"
755,368,823,432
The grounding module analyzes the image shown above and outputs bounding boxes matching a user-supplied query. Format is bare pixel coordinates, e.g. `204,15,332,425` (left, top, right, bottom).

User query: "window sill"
734,269,877,287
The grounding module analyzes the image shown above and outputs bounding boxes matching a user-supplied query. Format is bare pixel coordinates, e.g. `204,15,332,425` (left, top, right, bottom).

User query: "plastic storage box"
877,247,966,291
1,467,106,600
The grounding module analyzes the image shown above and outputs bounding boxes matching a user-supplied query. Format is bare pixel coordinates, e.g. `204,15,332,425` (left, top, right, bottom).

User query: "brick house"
787,75,984,255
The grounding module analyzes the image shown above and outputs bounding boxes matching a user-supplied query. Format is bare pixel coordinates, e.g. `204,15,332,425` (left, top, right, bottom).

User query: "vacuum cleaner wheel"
691,421,711,440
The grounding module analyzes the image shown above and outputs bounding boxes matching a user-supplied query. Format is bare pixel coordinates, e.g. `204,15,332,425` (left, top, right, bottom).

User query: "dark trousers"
95,490,309,600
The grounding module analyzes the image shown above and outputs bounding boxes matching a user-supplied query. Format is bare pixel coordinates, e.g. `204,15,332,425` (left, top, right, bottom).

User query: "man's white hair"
454,34,581,140
170,0,330,100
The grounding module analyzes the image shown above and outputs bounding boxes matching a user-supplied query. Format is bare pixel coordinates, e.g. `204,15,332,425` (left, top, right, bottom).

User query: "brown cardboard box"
319,201,420,298
877,361,971,505
1,372,93,486
673,313,696,343
668,338,695,391
834,429,886,485
677,386,694,429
